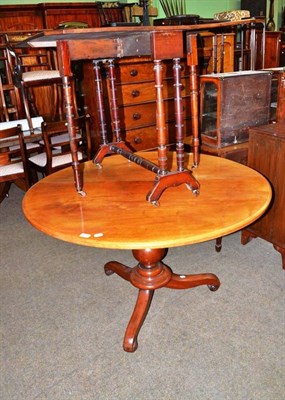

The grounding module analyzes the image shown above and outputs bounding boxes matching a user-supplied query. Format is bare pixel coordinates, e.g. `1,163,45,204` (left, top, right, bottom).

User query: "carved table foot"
146,170,200,206
165,272,220,291
104,261,132,281
93,141,132,166
123,289,154,352
104,248,220,352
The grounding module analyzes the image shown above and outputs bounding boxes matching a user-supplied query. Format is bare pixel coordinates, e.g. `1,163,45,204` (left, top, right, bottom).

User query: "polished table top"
23,152,271,250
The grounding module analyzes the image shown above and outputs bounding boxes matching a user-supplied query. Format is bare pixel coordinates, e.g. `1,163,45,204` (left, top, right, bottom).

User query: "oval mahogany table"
23,152,272,352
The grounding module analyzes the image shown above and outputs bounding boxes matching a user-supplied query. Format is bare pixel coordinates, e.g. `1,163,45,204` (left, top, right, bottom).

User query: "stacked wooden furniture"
81,56,194,151
79,27,238,151
1,8,268,155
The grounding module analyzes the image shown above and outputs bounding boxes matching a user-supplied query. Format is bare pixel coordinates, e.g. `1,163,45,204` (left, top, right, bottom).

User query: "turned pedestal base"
104,248,220,352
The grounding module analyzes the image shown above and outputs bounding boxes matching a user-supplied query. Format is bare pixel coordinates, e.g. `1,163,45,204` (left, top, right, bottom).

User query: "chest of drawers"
81,56,193,152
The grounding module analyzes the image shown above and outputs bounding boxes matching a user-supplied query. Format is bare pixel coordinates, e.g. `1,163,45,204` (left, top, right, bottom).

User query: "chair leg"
28,167,39,185
51,83,58,121
215,237,222,252
20,86,34,134
0,182,11,203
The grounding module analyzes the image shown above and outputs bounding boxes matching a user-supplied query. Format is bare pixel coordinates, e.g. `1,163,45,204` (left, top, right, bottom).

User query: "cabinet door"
256,31,282,69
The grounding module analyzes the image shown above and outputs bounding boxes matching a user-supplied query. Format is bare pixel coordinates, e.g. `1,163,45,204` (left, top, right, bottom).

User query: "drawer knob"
130,69,138,77
134,136,142,144
132,89,140,98
133,112,141,120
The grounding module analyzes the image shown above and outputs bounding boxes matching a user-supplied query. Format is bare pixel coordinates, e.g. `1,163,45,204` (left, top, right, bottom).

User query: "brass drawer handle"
134,136,142,144
132,89,140,98
130,69,138,77
133,112,141,120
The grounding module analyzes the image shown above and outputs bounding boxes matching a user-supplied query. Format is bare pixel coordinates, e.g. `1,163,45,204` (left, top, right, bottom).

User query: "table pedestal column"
104,248,220,352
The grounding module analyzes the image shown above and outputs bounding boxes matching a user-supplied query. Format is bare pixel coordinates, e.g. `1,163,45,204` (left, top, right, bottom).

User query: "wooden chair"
0,45,21,122
0,125,30,203
28,114,92,180
0,118,43,155
5,37,63,134
213,10,253,71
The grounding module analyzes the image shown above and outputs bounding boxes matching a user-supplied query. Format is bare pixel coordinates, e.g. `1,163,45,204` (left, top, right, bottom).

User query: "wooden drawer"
116,77,190,106
119,97,190,130
116,59,190,84
123,121,189,151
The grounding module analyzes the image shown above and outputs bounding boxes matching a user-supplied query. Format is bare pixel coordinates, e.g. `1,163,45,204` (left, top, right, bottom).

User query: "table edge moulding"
23,152,272,352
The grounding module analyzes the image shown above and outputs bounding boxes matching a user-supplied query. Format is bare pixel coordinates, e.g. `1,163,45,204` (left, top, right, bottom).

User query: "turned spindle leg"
106,59,121,143
173,57,185,172
93,60,108,146
187,34,200,167
62,75,84,195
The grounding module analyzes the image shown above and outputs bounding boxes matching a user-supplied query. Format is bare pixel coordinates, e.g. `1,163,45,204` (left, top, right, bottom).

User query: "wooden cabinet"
41,3,102,29
241,122,285,269
0,2,125,31
0,5,44,31
199,70,272,149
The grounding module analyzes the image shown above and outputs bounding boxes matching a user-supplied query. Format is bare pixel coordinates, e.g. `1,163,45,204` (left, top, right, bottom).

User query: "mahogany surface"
23,152,271,351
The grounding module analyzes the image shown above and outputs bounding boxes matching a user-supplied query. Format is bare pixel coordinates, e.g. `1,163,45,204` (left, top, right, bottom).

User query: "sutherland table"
25,21,265,202
22,152,271,352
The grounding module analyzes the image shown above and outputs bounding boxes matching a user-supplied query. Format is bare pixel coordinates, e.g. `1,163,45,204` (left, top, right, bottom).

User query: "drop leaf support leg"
104,248,220,352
